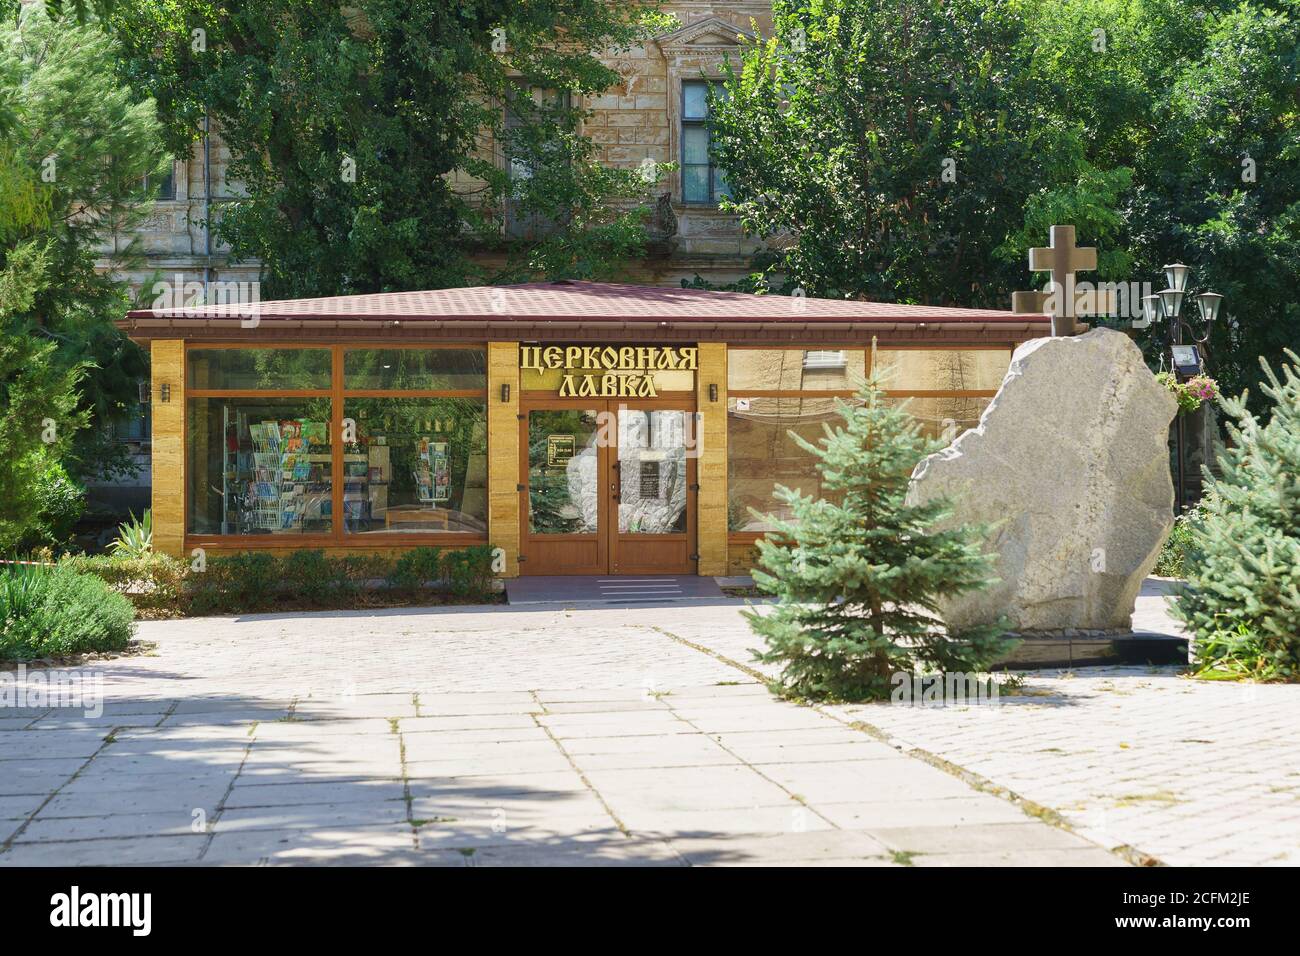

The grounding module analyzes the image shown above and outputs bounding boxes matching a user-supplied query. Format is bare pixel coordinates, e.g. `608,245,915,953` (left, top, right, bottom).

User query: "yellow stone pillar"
695,342,728,576
150,340,186,558
486,341,521,577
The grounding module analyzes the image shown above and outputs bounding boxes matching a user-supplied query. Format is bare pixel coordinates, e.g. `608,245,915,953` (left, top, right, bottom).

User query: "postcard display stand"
223,412,331,533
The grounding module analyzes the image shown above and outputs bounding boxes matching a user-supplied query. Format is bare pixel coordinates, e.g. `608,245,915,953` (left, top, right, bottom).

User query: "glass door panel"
528,409,601,534
617,410,688,534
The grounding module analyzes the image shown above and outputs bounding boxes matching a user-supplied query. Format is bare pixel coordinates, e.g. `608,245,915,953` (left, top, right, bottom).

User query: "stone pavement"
0,582,1293,866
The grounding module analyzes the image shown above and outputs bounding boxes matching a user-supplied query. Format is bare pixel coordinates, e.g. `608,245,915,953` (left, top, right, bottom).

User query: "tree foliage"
710,0,1300,404
745,373,1013,701
710,0,1087,306
1,3,166,487
108,0,676,297
1172,351,1300,680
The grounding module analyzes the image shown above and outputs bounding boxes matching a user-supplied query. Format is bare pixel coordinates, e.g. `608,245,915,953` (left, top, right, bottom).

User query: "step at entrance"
505,575,723,605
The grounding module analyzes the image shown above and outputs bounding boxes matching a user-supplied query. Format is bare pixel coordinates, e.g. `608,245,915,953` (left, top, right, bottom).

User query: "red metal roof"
124,280,1044,325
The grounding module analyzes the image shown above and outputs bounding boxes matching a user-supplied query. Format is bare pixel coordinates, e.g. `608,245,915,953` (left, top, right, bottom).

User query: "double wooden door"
519,399,697,575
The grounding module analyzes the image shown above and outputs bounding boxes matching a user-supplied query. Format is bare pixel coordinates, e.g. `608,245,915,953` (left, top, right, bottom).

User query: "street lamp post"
1140,265,1224,513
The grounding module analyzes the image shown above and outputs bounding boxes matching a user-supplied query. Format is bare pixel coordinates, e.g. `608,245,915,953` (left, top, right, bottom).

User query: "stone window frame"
655,17,755,209
147,156,189,205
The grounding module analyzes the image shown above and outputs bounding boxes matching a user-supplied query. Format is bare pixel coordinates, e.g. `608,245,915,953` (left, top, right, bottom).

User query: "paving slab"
666,830,890,866
17,811,202,842
225,779,406,808
463,836,685,866
0,793,47,820
0,759,84,795
816,796,1032,829
39,785,231,819
214,801,408,832
0,835,207,866
201,824,418,866
583,765,796,813
861,821,1096,855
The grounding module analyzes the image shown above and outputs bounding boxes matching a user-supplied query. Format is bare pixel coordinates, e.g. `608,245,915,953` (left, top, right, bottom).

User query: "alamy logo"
49,886,151,936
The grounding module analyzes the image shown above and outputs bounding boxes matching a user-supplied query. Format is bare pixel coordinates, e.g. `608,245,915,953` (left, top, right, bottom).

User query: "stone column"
487,341,521,577
695,342,728,576
150,339,186,558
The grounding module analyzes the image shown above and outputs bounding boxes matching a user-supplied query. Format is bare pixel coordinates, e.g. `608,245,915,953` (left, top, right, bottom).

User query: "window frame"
679,79,730,206
184,343,490,549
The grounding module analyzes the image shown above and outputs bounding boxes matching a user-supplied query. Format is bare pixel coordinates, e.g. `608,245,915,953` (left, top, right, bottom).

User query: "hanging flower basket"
1156,371,1219,413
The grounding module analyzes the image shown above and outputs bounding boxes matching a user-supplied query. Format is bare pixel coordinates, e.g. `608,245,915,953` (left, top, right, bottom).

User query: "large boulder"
908,327,1177,633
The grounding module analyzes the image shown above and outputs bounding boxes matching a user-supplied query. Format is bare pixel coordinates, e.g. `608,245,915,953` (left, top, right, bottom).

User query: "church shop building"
118,281,1050,577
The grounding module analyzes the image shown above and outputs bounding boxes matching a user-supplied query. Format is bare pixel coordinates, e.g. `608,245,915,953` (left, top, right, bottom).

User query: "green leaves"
2,7,159,490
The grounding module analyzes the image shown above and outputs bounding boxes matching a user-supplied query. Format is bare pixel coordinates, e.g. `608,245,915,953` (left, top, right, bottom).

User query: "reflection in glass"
885,396,991,442
618,410,687,534
529,409,600,534
344,349,486,391
187,349,331,390
343,398,487,534
726,396,841,532
873,349,1011,391
727,349,867,392
187,397,333,534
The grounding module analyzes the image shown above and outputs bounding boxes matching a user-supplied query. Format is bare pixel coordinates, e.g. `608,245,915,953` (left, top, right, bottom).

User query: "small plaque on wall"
547,434,576,468
639,461,661,499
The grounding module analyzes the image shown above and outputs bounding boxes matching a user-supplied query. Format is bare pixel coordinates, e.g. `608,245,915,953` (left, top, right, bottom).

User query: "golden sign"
546,434,576,468
519,345,698,398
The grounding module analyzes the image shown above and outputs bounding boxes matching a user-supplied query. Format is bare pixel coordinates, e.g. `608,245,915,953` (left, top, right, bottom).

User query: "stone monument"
907,327,1178,635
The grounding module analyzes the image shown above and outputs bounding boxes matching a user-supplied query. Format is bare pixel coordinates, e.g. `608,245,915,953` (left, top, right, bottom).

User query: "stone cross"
1012,224,1115,337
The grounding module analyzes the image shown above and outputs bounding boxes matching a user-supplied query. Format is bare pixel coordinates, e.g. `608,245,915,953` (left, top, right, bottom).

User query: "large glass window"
727,396,842,532
187,398,333,535
885,395,993,442
185,346,488,540
728,349,867,392
725,346,1011,534
873,349,1011,391
342,398,487,535
344,349,486,391
187,348,331,390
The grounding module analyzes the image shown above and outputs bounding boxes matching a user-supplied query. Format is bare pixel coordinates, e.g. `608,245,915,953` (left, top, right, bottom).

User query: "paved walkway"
1,582,1293,866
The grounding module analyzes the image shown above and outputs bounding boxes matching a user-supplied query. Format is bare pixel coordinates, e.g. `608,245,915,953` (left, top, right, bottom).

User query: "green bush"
443,545,496,598
16,462,86,554
1,563,135,660
66,545,499,616
388,547,444,591
1172,350,1300,680
282,550,335,605
60,552,186,616
1153,508,1199,578
221,551,278,609
184,551,279,614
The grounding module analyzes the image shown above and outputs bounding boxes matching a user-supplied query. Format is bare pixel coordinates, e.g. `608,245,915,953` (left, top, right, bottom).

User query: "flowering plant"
1156,371,1219,413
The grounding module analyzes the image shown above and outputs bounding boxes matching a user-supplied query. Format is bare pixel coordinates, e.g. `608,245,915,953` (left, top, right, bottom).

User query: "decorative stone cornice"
654,16,756,55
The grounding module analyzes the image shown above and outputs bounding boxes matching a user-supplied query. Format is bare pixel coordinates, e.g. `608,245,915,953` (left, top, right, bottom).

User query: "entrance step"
505,575,724,606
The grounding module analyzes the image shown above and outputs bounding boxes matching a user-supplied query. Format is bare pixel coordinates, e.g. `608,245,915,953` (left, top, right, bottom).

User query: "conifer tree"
744,374,1012,701
1172,350,1300,679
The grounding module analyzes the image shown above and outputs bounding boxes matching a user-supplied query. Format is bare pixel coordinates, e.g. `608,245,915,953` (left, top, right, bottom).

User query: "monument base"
996,630,1189,669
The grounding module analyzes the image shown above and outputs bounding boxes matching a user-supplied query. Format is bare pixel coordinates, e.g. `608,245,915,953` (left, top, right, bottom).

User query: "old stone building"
108,3,774,301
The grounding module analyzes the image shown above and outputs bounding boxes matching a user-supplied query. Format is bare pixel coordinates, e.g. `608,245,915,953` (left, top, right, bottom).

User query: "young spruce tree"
745,374,1012,701
1172,350,1300,680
